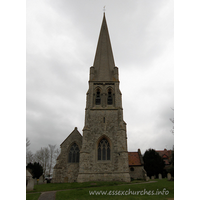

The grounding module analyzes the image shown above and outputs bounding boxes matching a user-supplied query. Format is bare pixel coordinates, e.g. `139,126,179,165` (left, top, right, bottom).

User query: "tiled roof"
162,154,168,159
156,149,173,165
128,152,142,166
156,149,172,159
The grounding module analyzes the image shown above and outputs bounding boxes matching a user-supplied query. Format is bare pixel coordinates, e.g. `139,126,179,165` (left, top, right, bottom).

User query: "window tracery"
98,138,110,160
68,143,80,163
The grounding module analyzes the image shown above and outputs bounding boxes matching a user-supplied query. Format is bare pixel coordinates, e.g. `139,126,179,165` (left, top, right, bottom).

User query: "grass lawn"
26,179,174,200
27,180,137,193
26,193,41,200
56,179,174,200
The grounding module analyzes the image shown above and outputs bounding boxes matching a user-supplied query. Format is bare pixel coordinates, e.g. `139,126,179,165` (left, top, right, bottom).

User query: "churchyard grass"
27,180,139,193
26,179,173,200
26,193,41,200
56,179,174,200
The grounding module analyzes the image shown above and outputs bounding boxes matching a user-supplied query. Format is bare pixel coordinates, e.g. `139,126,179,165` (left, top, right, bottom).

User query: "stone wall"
52,128,82,183
78,172,130,182
129,166,146,180
77,107,130,182
52,163,80,183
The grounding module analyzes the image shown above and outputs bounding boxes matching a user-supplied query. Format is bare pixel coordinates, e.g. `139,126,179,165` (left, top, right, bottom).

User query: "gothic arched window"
107,88,113,105
98,138,110,160
68,143,80,163
95,88,101,105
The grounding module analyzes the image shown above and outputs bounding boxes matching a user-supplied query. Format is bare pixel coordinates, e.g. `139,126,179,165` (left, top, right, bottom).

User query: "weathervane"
103,6,106,13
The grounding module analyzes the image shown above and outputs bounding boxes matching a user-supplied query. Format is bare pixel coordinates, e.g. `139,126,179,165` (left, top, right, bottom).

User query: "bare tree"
170,108,174,134
26,137,33,165
54,147,61,162
26,137,31,148
32,145,61,177
34,147,50,176
48,144,56,177
26,150,33,165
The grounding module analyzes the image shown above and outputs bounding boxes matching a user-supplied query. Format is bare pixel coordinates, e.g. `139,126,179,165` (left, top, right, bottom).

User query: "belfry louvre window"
98,138,110,160
95,88,101,105
68,143,80,163
107,89,113,105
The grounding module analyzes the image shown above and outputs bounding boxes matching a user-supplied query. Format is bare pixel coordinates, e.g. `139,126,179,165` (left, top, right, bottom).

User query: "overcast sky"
26,0,174,154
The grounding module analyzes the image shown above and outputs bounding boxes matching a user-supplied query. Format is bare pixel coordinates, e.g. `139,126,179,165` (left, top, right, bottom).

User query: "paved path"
38,191,56,200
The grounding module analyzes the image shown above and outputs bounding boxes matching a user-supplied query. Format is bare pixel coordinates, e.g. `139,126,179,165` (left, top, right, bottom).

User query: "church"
52,14,146,183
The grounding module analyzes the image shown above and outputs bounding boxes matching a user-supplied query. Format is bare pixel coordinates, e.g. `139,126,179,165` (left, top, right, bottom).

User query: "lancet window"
107,88,113,105
95,88,101,105
98,138,110,160
68,143,80,163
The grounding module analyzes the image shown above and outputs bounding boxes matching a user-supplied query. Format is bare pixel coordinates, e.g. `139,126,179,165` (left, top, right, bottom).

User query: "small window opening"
130,167,134,171
103,117,105,123
107,89,113,105
95,89,101,105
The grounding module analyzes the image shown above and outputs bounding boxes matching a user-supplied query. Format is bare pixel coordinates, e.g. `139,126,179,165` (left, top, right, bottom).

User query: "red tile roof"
162,154,168,159
128,152,142,166
156,149,173,165
156,149,172,159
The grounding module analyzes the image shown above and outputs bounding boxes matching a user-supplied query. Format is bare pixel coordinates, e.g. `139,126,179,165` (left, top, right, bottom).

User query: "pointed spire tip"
103,6,106,14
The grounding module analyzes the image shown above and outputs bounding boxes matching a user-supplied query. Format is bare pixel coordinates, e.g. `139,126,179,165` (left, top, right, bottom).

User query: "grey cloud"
27,0,174,154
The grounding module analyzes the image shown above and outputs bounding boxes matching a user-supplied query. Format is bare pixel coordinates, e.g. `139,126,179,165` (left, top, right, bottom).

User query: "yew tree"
26,162,43,179
143,148,165,177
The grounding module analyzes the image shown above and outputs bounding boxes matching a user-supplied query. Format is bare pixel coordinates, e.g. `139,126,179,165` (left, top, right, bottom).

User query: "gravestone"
26,170,34,191
34,178,37,185
158,173,162,179
167,173,171,180
151,176,154,180
146,176,150,181
38,175,44,184
26,178,34,190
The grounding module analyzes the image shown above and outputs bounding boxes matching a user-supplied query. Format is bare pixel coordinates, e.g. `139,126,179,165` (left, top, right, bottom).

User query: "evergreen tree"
143,149,165,177
26,162,43,179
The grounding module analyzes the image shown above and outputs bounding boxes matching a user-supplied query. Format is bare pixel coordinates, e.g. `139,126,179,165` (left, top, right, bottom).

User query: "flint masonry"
52,14,132,183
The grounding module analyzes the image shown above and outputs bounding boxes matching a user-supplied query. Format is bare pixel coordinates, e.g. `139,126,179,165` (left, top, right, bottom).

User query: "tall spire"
91,14,117,81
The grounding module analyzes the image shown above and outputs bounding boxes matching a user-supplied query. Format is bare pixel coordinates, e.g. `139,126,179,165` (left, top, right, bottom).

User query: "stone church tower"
77,14,130,182
52,14,131,183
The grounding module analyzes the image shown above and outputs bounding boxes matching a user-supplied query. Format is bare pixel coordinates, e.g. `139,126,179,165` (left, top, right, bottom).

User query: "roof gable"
156,149,172,158
60,127,82,147
162,154,168,159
